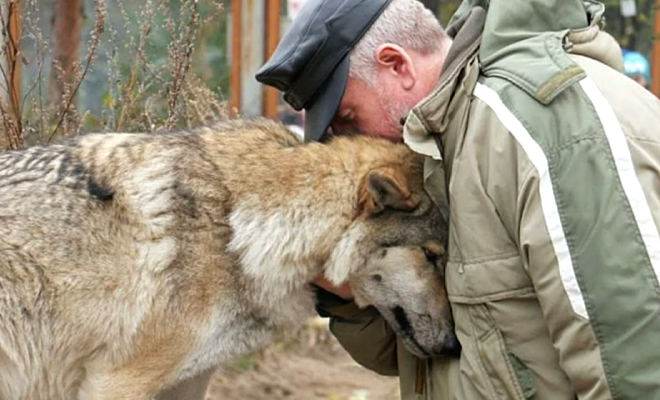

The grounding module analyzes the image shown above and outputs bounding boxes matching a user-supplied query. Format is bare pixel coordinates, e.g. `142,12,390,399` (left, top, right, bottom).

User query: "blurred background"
0,0,657,150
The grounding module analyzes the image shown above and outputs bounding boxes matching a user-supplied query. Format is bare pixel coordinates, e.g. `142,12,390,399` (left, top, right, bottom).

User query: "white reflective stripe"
579,77,660,287
473,82,589,319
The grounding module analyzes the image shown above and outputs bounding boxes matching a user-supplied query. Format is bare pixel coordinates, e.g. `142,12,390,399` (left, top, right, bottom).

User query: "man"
622,49,652,90
256,0,660,399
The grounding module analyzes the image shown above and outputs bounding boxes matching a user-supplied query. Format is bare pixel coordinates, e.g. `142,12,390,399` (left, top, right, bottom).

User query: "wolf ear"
360,167,420,215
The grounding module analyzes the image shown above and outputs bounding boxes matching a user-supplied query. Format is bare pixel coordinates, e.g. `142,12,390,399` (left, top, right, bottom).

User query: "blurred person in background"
622,49,652,89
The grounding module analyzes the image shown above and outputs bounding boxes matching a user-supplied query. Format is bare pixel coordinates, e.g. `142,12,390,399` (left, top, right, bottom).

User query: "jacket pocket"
446,257,537,400
508,351,537,399
472,325,531,400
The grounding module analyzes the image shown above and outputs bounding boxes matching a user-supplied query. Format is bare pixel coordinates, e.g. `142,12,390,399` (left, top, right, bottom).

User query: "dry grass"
207,317,401,400
0,0,228,151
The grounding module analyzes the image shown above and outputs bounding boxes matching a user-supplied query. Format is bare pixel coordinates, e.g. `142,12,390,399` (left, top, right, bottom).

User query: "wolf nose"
440,333,461,358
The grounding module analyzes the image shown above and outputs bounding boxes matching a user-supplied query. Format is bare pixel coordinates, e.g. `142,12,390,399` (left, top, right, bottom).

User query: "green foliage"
437,0,462,26
601,0,656,57
431,0,654,58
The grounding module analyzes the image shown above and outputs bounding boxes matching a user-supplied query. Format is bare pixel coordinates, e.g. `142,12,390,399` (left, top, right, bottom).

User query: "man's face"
331,77,414,141
330,46,438,141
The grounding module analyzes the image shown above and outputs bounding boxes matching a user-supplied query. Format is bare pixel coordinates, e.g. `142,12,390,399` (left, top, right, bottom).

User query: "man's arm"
516,166,615,398
313,286,399,376
474,80,660,399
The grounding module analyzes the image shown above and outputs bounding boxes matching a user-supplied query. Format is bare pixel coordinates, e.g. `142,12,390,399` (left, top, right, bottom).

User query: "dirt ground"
205,318,400,400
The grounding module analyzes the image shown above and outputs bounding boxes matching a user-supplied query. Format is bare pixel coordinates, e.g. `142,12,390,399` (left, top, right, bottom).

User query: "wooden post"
8,0,19,115
653,0,660,97
263,0,281,119
1,0,22,150
230,0,242,116
49,0,82,108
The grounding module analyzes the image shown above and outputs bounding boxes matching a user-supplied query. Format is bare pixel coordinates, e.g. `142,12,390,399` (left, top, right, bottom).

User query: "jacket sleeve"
514,125,660,397
474,78,660,398
313,286,399,376
515,167,613,398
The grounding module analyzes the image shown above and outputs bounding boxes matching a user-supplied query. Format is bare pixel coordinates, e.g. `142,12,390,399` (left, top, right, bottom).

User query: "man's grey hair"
349,0,446,85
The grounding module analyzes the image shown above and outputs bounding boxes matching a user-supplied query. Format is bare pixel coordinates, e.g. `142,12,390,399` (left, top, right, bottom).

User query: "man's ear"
359,166,420,215
375,44,416,90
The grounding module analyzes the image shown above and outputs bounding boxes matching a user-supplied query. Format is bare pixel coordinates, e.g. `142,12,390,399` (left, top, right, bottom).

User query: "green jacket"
316,1,660,399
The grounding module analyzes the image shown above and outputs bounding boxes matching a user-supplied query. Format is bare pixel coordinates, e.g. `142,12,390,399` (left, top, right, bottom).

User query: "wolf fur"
0,119,452,400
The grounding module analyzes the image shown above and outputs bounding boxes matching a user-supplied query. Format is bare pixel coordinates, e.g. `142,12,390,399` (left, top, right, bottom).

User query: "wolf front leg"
77,352,188,400
78,366,177,400
153,369,215,400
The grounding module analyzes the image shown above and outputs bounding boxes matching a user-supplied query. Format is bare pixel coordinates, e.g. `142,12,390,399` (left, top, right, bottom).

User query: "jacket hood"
447,0,623,104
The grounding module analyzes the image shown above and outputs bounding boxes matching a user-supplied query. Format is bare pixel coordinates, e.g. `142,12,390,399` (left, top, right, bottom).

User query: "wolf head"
323,153,459,358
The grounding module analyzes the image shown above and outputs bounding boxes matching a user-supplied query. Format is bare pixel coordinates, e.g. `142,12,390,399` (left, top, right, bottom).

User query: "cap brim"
303,56,349,142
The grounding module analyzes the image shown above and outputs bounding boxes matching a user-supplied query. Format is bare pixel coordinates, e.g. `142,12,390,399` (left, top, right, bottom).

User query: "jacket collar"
403,6,485,165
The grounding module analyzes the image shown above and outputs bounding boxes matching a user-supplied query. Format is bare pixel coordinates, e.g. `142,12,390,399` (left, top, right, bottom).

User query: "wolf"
0,118,457,400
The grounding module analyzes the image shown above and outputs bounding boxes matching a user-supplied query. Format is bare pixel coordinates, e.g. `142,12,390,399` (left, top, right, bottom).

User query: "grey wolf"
0,118,455,400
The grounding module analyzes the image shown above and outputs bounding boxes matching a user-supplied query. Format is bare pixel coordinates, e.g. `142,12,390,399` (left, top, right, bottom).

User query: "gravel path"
205,318,400,400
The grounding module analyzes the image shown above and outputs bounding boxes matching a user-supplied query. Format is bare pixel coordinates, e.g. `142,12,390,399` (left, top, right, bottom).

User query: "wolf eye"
372,274,383,282
423,247,439,265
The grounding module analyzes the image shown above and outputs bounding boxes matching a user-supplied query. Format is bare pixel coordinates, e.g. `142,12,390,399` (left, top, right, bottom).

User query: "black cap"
255,0,393,142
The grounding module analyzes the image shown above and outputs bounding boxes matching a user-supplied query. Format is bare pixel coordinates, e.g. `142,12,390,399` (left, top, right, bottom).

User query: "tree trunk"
49,0,83,108
0,0,21,150
0,0,10,150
